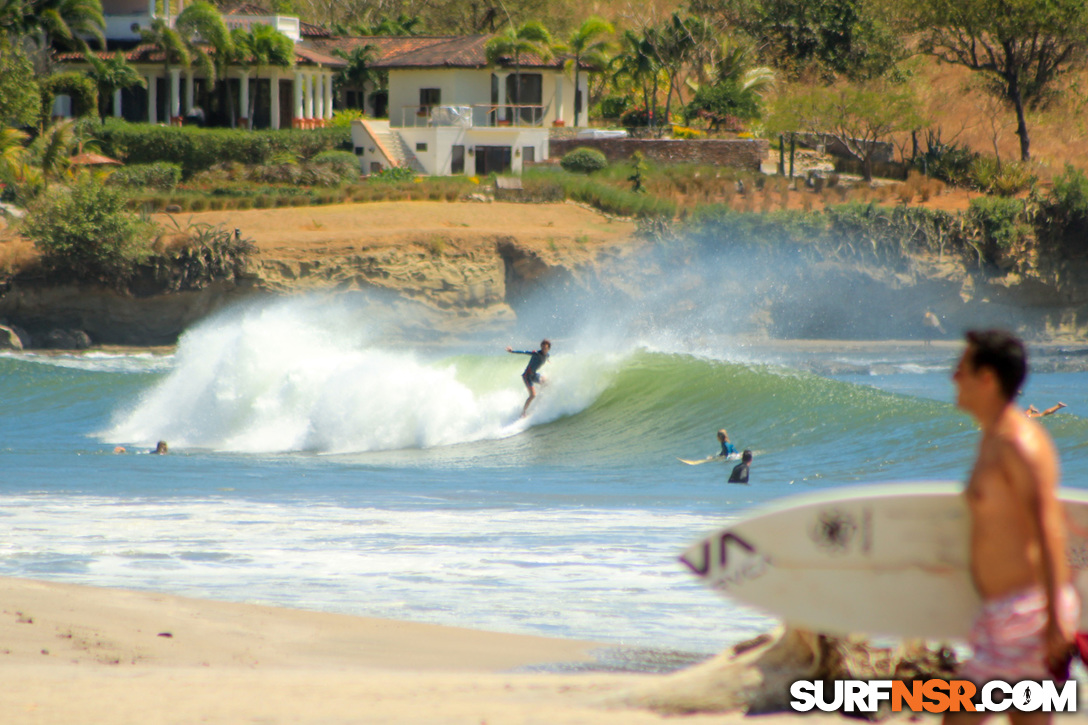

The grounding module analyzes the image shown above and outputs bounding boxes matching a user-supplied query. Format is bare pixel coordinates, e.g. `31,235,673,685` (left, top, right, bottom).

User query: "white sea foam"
101,297,624,453
0,494,770,652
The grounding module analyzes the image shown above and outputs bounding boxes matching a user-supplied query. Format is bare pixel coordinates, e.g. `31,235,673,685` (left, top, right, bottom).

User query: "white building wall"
388,67,576,128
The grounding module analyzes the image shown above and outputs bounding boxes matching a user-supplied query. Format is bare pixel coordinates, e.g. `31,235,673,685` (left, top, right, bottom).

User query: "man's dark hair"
741,449,753,463
965,329,1027,401
540,339,551,348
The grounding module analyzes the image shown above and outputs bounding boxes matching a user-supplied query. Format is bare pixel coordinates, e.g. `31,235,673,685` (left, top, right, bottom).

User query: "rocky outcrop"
3,230,1088,347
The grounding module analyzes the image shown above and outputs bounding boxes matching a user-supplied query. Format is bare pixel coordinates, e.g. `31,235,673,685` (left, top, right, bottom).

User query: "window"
416,142,428,152
451,145,465,174
354,146,364,156
370,161,383,174
419,88,440,114
522,146,535,164
504,74,543,123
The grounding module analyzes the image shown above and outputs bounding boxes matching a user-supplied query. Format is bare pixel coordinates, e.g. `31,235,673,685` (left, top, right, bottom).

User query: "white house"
58,1,344,129
310,35,591,176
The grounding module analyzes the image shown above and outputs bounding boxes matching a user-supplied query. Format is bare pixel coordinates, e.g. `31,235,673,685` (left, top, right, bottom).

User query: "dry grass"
0,234,39,276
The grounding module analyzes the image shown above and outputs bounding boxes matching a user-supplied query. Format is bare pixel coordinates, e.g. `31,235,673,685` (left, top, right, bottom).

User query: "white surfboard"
679,453,741,466
680,482,1088,639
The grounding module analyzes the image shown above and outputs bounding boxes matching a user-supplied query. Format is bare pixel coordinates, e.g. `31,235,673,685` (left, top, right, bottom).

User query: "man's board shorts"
961,584,1080,682
522,371,541,385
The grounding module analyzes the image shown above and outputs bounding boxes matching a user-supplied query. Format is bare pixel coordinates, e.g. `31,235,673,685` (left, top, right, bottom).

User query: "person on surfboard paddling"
949,329,1077,715
506,339,550,417
717,429,737,458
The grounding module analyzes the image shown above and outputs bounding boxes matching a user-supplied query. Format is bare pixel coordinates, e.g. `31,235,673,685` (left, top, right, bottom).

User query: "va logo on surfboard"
679,531,770,591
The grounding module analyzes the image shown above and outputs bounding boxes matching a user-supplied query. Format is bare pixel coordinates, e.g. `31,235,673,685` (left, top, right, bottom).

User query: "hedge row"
94,120,352,177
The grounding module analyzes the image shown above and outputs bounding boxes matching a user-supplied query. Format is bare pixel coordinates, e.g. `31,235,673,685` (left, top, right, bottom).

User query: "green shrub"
560,147,608,174
372,165,415,182
189,197,208,212
1047,164,1088,227
106,162,183,191
990,162,1036,197
914,142,977,187
967,196,1029,265
38,73,97,126
313,150,361,182
94,120,351,177
22,177,151,285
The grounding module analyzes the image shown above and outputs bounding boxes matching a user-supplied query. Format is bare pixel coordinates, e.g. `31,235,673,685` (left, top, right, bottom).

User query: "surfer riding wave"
507,339,551,417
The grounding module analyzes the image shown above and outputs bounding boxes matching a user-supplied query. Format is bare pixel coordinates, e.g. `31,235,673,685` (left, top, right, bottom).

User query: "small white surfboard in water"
679,453,741,466
680,482,1088,639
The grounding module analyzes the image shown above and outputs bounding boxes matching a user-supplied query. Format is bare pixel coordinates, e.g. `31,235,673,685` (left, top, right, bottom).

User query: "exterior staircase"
359,119,426,174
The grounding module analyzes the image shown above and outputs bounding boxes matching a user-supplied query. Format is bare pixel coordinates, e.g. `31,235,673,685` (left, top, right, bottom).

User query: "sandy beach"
0,576,834,724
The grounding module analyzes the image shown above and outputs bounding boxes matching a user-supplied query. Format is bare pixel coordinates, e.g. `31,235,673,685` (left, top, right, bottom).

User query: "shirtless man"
948,330,1077,725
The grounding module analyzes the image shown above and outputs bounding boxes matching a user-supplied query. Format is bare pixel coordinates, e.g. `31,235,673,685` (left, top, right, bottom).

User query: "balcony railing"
398,104,547,129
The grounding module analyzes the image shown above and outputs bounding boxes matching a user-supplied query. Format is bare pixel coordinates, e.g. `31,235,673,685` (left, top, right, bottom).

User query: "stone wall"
550,138,767,170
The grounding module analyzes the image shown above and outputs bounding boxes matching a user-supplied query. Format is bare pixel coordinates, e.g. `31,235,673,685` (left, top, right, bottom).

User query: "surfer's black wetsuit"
728,461,749,484
511,349,549,385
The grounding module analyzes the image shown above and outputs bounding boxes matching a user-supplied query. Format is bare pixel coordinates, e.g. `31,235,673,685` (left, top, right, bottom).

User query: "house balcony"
398,104,547,129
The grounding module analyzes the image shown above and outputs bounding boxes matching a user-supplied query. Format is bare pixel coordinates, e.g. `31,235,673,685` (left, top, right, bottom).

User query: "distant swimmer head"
153,440,168,454
742,449,753,463
717,429,728,442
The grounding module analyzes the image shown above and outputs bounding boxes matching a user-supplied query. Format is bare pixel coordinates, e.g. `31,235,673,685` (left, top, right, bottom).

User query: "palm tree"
558,17,613,127
84,50,146,119
334,43,380,111
28,118,77,187
175,0,233,124
611,29,661,130
141,17,190,122
25,0,105,54
0,126,30,179
484,21,553,122
233,24,294,128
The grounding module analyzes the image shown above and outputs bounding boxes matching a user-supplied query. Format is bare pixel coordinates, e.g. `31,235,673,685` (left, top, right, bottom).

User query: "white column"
113,89,122,118
270,73,281,129
314,72,324,120
294,71,304,126
169,68,181,119
324,73,334,119
239,71,250,124
555,75,564,124
304,72,315,120
147,74,157,123
185,71,194,113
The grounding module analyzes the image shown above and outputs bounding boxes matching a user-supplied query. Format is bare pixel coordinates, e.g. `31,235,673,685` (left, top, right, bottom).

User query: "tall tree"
232,24,294,127
484,21,553,118
909,0,1088,161
140,17,190,121
333,43,381,110
0,35,40,127
610,29,662,131
25,0,104,53
645,14,713,135
84,50,146,119
558,16,613,126
175,0,235,126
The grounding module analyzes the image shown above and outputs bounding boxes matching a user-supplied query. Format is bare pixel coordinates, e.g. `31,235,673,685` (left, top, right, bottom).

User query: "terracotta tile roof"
308,35,567,69
55,43,344,68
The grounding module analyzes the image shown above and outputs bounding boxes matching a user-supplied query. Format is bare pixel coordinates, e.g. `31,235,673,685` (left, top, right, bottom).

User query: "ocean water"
2,294,1087,657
